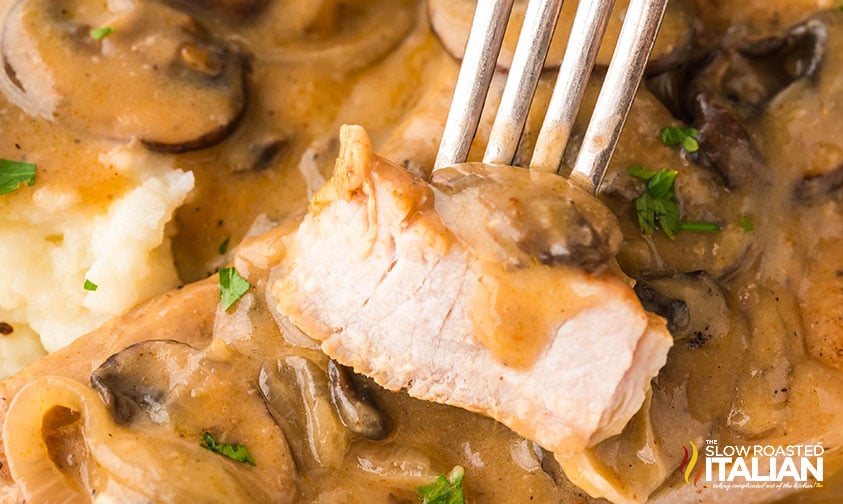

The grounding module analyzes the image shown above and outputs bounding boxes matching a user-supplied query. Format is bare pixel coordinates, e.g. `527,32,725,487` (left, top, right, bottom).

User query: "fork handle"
569,0,669,194
434,0,515,171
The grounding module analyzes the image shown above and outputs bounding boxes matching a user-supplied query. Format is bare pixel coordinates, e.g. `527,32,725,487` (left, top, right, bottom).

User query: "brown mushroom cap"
241,0,418,74
644,13,833,190
90,339,189,425
2,0,247,152
431,162,623,272
327,359,392,441
258,356,351,470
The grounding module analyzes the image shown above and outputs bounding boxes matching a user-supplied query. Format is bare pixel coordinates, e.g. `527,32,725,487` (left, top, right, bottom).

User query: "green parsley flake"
627,165,657,180
629,166,681,238
83,279,98,291
678,221,722,233
628,165,720,238
739,215,754,232
218,266,250,311
659,126,700,153
90,26,114,40
417,466,466,504
218,237,230,255
200,432,256,466
0,159,36,195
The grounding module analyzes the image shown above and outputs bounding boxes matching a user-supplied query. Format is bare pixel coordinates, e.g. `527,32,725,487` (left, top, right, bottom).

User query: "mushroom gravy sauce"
0,0,842,502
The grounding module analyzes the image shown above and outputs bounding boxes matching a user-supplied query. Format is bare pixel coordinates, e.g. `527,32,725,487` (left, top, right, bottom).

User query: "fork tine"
568,0,669,193
434,0,515,171
529,0,616,174
483,0,564,166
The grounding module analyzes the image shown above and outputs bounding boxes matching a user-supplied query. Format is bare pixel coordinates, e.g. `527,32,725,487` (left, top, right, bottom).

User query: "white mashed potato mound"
0,147,194,378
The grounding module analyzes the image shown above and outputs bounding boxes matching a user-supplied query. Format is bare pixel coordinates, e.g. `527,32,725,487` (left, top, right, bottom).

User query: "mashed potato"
0,147,193,378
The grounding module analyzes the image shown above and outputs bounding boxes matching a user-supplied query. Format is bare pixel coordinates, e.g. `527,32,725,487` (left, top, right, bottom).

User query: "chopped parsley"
90,26,114,40
200,432,256,466
83,279,98,291
678,221,721,233
417,466,466,504
218,266,250,311
628,165,720,238
739,215,753,232
218,237,230,255
659,126,699,153
629,166,681,238
0,159,36,195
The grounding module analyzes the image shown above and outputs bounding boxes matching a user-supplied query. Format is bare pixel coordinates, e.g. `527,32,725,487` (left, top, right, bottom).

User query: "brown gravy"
0,0,842,502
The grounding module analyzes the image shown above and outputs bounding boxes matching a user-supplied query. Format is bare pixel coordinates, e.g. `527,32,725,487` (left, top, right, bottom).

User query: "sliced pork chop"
270,125,673,456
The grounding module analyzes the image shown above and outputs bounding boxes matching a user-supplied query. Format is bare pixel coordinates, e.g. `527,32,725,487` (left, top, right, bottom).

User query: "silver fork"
433,0,669,194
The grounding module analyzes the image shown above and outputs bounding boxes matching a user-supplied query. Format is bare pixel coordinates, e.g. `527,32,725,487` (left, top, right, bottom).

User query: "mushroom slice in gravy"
270,125,673,457
246,0,418,73
3,341,298,502
2,0,247,152
327,358,392,441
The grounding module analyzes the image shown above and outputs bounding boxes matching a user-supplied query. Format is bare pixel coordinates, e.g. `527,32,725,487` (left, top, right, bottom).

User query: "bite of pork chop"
270,125,673,456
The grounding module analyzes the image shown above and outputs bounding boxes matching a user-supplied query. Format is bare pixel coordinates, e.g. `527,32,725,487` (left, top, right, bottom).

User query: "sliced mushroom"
648,11,830,119
2,0,247,152
645,62,697,123
431,163,623,271
632,272,730,347
633,280,690,336
735,15,827,83
612,149,757,280
85,339,299,501
259,356,350,470
696,17,827,111
258,362,311,470
645,14,833,189
633,272,750,423
681,52,769,188
428,0,692,71
6,369,298,502
193,0,342,43
689,91,768,188
245,0,417,74
618,216,755,288
327,359,391,441
90,340,183,425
